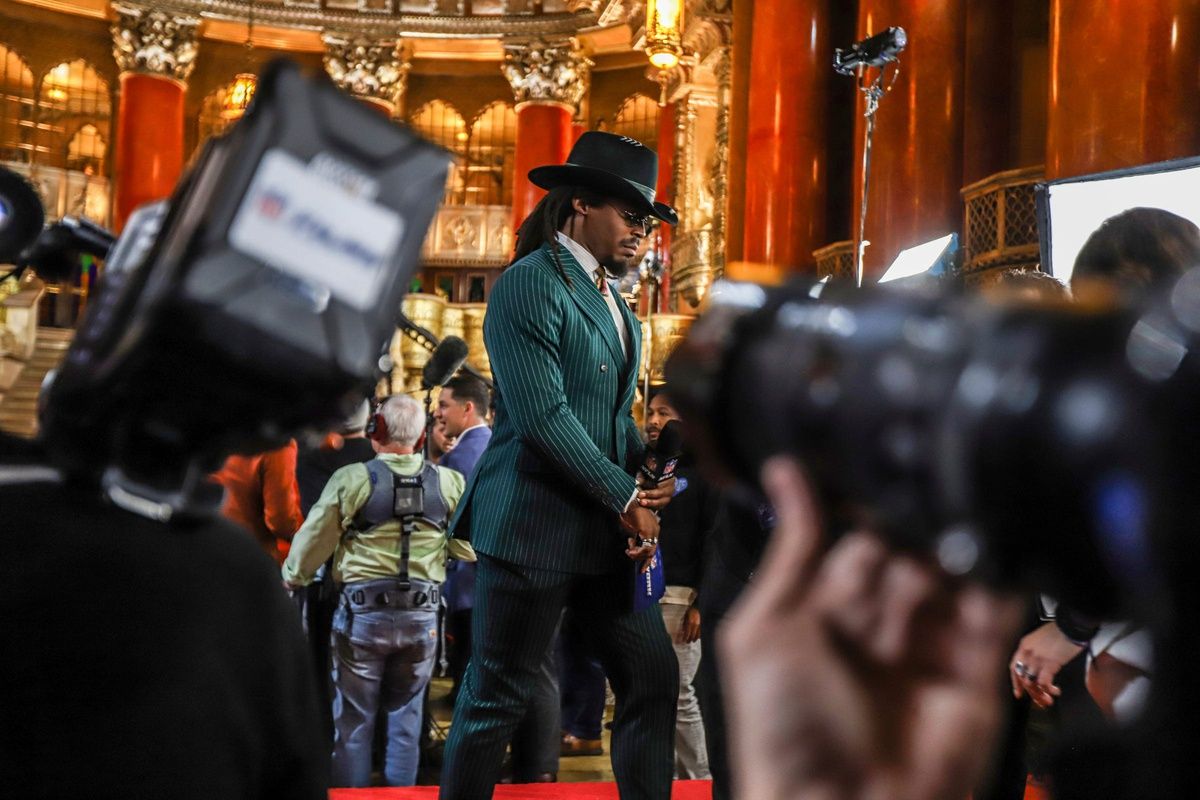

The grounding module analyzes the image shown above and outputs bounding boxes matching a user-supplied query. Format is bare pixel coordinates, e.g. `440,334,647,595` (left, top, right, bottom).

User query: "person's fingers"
868,555,939,665
808,532,889,643
945,585,1026,692
734,458,826,617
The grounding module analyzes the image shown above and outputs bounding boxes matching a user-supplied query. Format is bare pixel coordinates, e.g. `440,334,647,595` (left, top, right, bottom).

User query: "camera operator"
282,393,475,787
0,430,328,799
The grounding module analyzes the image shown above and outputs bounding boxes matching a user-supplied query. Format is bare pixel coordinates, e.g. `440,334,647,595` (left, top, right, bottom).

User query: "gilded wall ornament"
110,2,201,82
322,33,411,110
502,38,592,111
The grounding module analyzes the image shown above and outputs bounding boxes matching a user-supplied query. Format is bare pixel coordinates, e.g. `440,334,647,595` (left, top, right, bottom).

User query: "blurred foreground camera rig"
667,273,1200,798
0,59,451,520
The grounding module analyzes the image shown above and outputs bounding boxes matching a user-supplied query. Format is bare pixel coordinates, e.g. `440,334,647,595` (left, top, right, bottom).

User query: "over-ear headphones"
365,403,389,443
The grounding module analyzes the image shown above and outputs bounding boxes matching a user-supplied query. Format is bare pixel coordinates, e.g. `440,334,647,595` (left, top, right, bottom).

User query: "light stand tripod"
834,26,906,287
852,60,901,287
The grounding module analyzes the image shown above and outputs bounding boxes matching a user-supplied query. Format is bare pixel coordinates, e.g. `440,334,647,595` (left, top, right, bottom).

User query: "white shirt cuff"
622,486,639,513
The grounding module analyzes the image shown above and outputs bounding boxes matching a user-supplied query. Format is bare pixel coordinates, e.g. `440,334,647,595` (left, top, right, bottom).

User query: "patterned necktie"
594,269,608,296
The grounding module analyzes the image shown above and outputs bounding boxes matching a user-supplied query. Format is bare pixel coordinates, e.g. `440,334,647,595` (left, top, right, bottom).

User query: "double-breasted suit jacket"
449,241,645,574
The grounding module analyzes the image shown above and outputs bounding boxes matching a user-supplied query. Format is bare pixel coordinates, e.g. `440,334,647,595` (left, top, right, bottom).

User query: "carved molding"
710,43,729,283
109,1,632,37
502,38,592,111
322,33,411,110
110,2,201,82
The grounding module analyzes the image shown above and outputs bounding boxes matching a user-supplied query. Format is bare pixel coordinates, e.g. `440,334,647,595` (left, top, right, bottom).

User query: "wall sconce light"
220,1,258,120
645,0,684,71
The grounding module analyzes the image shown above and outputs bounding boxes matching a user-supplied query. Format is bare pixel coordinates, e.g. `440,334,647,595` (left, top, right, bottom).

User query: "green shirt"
282,453,474,586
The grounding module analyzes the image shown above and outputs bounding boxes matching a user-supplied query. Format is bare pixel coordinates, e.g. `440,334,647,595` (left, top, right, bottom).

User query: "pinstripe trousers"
440,554,679,800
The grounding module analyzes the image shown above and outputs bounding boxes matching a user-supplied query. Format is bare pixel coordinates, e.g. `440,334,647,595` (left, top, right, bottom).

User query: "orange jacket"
211,441,304,564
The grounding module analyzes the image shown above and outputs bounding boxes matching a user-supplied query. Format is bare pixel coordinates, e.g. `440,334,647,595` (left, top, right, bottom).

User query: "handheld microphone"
421,335,470,389
640,419,683,486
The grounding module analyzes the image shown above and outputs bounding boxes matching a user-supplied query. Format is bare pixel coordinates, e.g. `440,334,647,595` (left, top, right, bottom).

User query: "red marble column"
742,0,832,274
114,73,185,230
853,0,966,279
511,103,573,232
1046,0,1200,180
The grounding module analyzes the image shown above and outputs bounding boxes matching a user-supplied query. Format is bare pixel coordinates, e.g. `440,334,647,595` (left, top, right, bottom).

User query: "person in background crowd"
294,398,378,741
435,374,494,700
1008,209,1200,725
645,386,716,779
283,394,475,788
211,439,303,564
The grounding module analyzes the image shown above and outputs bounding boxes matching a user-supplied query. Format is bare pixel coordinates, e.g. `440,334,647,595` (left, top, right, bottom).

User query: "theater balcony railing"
961,166,1044,278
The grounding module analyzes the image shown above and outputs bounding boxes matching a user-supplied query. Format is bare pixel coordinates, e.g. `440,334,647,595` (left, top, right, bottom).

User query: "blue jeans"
330,599,438,787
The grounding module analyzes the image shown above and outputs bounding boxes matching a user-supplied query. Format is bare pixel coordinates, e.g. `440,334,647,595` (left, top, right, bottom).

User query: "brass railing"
961,166,1044,276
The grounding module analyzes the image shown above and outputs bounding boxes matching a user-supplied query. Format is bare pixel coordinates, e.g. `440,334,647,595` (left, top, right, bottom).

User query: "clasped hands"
619,475,675,571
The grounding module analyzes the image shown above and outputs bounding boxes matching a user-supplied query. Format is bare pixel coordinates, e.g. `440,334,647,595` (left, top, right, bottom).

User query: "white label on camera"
229,149,404,311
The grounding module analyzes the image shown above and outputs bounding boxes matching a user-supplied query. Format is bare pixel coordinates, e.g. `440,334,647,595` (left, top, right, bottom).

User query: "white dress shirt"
556,231,631,358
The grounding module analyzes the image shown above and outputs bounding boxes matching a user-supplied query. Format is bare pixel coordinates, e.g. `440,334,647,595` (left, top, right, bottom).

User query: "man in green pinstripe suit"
439,132,681,800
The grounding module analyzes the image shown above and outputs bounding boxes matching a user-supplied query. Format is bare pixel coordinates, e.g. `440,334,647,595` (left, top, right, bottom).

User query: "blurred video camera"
667,274,1200,612
667,271,1200,795
0,60,451,518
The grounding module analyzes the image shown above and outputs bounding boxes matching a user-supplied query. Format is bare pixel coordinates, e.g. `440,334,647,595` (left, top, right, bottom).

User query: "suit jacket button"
600,364,609,372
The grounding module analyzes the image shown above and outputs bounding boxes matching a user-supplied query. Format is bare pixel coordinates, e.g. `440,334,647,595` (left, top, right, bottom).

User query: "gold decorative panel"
421,204,513,266
643,313,693,385
961,165,1043,275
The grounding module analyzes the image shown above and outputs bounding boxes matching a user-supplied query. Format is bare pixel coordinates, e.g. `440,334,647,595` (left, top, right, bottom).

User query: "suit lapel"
615,295,641,396
547,243,626,366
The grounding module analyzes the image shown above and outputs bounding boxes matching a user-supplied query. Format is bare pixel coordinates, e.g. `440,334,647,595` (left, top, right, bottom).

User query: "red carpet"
330,782,712,799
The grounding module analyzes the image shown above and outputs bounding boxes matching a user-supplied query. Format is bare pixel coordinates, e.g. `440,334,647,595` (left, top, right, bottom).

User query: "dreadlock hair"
513,184,610,289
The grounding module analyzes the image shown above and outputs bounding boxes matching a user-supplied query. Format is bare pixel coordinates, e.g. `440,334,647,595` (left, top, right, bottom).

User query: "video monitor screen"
1038,156,1200,284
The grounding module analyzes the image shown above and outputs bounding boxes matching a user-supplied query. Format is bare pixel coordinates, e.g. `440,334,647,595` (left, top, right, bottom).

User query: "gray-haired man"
284,394,475,787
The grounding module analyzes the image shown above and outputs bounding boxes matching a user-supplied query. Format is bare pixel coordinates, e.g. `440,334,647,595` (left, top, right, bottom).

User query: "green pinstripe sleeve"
485,261,638,515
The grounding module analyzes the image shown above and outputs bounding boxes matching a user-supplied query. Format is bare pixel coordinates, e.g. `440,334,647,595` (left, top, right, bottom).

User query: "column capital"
502,37,592,112
110,2,200,83
321,33,412,114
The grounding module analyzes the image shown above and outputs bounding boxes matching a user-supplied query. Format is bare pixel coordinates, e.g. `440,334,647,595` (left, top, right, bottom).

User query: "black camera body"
32,60,451,511
666,276,1200,617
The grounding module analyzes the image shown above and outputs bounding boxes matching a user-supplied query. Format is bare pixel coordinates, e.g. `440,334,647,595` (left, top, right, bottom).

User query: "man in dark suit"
439,132,679,800
436,374,494,699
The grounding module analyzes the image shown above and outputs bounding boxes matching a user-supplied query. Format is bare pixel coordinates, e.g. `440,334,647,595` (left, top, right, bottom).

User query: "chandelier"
644,0,684,71
220,1,258,120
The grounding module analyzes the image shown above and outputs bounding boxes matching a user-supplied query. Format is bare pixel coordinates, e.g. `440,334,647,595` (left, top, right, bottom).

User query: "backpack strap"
347,459,397,539
419,462,449,531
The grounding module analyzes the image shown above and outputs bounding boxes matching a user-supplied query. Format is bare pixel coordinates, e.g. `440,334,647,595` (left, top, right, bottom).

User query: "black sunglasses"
616,208,657,232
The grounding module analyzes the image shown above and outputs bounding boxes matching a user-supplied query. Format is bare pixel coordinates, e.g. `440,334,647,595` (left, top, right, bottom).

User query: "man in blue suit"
439,132,679,800
436,373,493,699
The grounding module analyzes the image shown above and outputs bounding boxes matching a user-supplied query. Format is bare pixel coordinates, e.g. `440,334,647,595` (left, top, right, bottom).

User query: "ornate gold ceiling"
11,0,639,37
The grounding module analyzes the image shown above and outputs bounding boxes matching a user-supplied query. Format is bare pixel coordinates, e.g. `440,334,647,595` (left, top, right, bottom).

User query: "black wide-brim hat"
528,131,678,226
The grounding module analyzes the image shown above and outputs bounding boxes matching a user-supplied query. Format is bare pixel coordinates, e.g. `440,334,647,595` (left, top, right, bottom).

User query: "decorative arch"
465,101,517,206
611,93,659,150
0,43,36,165
409,100,468,204
36,59,111,173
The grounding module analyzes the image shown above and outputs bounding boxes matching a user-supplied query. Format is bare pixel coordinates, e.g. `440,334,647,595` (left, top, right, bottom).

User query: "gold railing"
961,166,1043,276
813,240,855,281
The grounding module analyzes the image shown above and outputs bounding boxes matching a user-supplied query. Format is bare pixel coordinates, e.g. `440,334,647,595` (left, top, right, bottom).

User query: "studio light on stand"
834,26,906,288
877,232,958,284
